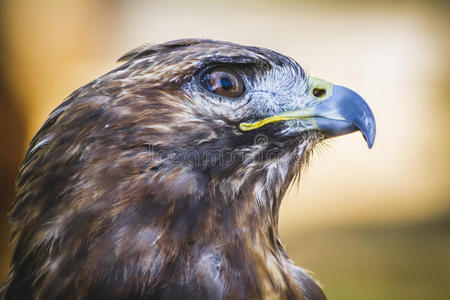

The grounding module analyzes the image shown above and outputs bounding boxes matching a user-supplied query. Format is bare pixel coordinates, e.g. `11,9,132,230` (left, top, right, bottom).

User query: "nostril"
312,88,326,97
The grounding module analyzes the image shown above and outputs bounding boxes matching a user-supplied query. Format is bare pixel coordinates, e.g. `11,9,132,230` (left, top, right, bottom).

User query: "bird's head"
6,39,375,300
110,39,375,201
13,38,377,246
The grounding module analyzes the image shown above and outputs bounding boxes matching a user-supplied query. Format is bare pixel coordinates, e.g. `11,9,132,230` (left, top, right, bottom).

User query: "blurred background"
0,0,448,299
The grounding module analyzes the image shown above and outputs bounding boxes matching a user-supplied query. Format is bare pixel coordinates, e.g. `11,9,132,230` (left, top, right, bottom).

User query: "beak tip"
362,126,376,149
363,118,376,149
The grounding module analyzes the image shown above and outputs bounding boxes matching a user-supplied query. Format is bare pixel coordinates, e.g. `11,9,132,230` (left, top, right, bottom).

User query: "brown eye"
203,67,245,98
312,88,326,97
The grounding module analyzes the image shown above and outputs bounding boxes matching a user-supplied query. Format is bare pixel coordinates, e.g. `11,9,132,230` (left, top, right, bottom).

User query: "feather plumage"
1,39,326,300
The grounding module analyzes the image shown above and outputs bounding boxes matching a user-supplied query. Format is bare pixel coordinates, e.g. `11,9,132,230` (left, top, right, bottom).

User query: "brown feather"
1,39,326,300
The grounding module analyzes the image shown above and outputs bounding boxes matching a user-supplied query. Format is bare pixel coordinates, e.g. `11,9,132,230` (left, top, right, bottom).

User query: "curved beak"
312,85,376,148
239,80,376,148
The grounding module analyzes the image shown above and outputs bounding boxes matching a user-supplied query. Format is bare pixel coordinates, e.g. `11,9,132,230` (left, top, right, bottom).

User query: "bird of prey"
1,39,375,300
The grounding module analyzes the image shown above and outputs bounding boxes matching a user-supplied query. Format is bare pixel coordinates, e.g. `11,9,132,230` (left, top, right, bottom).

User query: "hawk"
1,39,375,300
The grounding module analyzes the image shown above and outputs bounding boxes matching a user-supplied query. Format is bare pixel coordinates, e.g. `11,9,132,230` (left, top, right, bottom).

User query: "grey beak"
312,85,376,148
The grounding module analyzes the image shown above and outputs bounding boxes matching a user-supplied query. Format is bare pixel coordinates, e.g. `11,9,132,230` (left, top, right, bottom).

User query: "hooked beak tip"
312,85,376,148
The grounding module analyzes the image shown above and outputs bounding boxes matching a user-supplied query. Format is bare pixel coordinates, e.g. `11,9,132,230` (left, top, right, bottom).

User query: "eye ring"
202,66,245,98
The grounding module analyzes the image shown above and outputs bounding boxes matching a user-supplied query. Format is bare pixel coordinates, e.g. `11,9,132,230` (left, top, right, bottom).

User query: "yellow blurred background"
0,0,448,299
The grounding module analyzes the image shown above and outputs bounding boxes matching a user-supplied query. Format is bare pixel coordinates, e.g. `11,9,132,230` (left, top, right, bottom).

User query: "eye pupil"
220,77,233,90
313,88,326,97
202,67,245,98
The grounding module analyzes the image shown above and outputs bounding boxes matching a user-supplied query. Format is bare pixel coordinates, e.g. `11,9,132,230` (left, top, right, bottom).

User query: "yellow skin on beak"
239,77,333,131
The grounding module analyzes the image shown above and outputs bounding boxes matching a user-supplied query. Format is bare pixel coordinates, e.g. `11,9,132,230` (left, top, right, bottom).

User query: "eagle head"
2,39,375,300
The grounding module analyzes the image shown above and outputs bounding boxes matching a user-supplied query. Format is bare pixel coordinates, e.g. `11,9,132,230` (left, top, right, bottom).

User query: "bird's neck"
170,152,308,299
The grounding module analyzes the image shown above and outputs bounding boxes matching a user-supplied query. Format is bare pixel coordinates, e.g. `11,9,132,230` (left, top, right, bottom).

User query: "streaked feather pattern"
1,39,326,300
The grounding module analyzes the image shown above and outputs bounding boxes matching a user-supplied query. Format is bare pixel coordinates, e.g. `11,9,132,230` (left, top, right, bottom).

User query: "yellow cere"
239,77,333,131
307,77,333,101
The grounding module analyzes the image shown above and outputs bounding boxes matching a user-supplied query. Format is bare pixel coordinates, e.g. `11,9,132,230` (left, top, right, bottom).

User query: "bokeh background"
0,0,449,299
